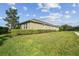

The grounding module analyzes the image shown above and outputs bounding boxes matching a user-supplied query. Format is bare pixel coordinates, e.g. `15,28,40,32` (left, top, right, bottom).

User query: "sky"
0,3,79,26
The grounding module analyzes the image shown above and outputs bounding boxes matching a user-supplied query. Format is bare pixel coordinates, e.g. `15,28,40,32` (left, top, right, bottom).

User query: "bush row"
11,29,54,36
0,26,9,34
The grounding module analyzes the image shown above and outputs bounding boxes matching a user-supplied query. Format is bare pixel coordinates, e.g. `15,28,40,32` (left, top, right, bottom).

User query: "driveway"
74,32,79,36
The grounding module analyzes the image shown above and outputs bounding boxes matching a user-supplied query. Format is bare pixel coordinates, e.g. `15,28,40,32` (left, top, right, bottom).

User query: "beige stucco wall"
21,22,59,31
21,24,27,29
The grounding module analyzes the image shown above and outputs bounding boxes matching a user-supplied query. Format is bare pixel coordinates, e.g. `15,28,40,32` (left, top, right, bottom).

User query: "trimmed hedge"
11,29,54,36
0,26,9,34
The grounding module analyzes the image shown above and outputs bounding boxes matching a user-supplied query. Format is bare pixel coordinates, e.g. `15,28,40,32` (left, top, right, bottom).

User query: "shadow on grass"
0,34,12,46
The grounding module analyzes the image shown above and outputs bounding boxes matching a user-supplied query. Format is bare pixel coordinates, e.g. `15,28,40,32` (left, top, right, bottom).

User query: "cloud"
65,10,76,15
39,12,72,24
41,9,49,12
64,15,71,18
0,16,5,19
23,6,28,11
40,16,44,18
8,3,16,6
7,3,16,9
26,14,29,17
72,3,77,7
0,17,2,19
72,10,76,14
49,13,63,19
38,3,61,9
37,3,61,13
39,13,63,22
37,3,43,9
32,14,36,17
39,13,63,25
43,3,61,9
11,6,16,9
18,13,22,16
65,11,70,14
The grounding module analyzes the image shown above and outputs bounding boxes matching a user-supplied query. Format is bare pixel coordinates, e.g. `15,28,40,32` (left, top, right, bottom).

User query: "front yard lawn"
0,31,79,56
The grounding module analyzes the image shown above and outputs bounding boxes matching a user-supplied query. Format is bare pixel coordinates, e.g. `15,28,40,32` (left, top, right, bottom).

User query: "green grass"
0,31,79,56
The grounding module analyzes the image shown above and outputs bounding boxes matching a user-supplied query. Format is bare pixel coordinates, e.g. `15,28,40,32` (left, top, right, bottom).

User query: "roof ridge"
20,19,59,27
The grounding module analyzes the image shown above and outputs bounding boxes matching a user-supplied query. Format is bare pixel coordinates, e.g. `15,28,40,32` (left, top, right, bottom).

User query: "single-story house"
20,19,59,31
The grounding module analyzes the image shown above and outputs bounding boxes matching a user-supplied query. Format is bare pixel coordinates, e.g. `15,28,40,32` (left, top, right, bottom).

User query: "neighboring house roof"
20,19,59,27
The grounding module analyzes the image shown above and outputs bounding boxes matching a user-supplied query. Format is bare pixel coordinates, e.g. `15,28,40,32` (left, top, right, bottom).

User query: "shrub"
11,29,54,36
0,26,9,34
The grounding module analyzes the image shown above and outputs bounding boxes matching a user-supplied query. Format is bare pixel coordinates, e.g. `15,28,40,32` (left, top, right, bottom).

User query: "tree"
60,24,73,31
0,26,9,34
3,8,19,29
73,26,79,31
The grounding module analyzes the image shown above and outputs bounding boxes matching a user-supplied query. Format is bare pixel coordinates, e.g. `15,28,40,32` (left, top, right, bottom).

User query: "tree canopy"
3,8,19,29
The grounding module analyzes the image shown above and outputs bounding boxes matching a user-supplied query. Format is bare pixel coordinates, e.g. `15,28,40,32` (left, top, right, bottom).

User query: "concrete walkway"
74,32,79,36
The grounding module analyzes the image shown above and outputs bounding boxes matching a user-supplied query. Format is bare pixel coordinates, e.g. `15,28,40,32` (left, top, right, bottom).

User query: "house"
20,19,59,31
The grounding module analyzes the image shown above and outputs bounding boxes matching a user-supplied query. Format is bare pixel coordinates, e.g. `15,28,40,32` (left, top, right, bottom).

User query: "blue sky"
0,3,79,26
